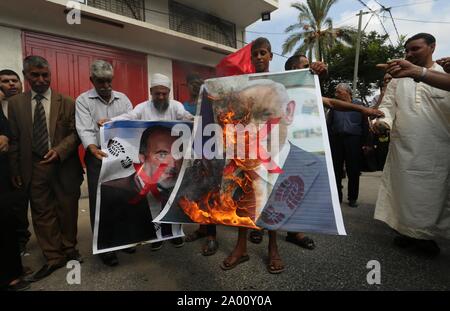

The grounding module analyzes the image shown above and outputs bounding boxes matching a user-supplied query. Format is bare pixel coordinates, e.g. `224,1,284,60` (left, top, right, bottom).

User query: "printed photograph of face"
249,70,324,154
95,121,190,253
230,80,295,158
138,126,183,190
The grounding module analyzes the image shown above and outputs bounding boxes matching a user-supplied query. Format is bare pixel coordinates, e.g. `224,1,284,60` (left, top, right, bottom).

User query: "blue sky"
245,0,450,72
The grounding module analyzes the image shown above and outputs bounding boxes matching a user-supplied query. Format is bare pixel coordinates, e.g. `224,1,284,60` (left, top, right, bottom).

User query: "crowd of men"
0,32,449,291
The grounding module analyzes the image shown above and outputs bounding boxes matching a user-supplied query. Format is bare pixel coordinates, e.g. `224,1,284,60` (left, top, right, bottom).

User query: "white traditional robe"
111,99,193,122
374,63,450,239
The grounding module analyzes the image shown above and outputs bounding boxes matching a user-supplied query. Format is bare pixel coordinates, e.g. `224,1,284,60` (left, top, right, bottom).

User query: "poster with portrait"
93,120,192,254
155,69,346,236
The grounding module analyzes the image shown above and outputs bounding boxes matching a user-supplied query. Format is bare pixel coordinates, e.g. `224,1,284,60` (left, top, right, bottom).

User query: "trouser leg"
85,151,102,232
53,180,80,254
30,160,65,265
331,135,345,203
0,192,23,287
344,135,362,202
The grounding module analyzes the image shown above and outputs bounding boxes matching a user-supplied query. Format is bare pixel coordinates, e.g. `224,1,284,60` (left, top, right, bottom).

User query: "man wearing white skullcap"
150,73,171,89
108,73,193,122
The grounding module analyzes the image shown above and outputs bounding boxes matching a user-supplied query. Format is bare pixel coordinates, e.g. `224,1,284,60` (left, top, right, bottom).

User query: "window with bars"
87,0,145,21
169,1,237,48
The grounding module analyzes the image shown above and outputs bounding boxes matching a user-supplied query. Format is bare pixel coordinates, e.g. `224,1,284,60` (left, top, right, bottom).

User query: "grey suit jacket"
8,90,83,192
256,144,338,234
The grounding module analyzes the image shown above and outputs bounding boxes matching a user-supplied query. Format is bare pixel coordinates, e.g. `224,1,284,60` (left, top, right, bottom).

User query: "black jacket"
0,108,12,193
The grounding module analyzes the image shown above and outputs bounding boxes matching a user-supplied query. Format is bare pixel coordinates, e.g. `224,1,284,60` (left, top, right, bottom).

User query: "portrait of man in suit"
97,125,183,251
155,75,343,237
233,80,338,234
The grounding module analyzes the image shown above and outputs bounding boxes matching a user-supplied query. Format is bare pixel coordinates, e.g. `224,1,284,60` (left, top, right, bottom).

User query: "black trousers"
0,177,31,249
330,134,362,202
84,151,102,231
0,191,23,287
197,224,216,236
10,189,31,248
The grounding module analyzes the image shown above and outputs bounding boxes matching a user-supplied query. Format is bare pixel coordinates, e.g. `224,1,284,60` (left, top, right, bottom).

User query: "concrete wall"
144,0,170,29
147,54,173,100
0,26,24,80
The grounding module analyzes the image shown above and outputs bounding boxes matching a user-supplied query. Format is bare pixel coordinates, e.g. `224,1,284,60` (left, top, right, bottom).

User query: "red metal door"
22,31,148,165
172,60,215,103
22,31,148,106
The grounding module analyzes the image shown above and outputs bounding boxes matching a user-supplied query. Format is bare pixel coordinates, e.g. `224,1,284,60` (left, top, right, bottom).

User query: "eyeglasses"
0,78,20,84
29,72,50,78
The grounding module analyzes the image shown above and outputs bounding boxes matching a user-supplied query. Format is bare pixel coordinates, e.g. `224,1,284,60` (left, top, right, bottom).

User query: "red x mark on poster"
128,163,168,204
224,117,284,175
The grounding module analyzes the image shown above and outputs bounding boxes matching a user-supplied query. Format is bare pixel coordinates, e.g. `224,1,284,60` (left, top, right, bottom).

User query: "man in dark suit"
0,69,32,255
0,103,30,291
8,56,83,282
97,125,183,252
328,83,367,207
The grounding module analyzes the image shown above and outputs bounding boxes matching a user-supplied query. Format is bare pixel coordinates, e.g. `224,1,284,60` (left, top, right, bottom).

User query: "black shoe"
66,250,84,263
19,244,30,257
151,241,164,251
348,200,358,208
99,252,119,266
393,235,417,248
28,262,66,282
416,240,440,258
170,237,185,248
7,279,30,291
122,246,137,254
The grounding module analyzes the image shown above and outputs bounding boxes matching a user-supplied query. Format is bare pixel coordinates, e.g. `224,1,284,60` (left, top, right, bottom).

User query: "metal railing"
83,0,237,48
168,1,237,48
86,0,145,21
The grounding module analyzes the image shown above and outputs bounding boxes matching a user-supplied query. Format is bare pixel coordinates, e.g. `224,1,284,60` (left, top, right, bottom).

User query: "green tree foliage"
282,0,356,62
322,31,405,103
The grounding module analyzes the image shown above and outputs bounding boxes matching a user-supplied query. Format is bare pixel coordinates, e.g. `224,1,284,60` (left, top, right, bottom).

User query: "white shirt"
111,99,193,122
1,100,7,119
75,89,133,148
31,89,52,148
252,142,291,217
374,62,450,239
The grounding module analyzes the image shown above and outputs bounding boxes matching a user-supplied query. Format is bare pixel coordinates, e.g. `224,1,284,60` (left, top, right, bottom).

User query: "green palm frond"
282,32,306,55
283,0,355,61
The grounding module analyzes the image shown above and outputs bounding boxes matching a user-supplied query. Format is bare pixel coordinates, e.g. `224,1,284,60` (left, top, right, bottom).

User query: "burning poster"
155,69,346,235
93,120,193,254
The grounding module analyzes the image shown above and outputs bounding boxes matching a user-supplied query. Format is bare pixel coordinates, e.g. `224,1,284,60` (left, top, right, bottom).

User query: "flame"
178,94,262,228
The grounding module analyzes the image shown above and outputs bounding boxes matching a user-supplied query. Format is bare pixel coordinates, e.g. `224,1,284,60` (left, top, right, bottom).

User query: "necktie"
32,94,49,157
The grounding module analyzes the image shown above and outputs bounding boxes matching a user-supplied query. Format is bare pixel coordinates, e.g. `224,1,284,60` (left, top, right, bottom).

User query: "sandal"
202,239,219,256
285,234,316,250
267,256,285,274
185,230,207,242
220,254,250,270
248,229,264,244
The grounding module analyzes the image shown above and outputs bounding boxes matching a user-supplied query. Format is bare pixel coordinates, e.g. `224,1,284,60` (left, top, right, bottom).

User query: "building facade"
0,0,278,103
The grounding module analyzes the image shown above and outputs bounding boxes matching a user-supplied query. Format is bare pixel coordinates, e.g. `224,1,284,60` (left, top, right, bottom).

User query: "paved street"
22,172,450,291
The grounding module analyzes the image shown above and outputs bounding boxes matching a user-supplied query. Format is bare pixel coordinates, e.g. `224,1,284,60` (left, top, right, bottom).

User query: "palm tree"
282,0,356,62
